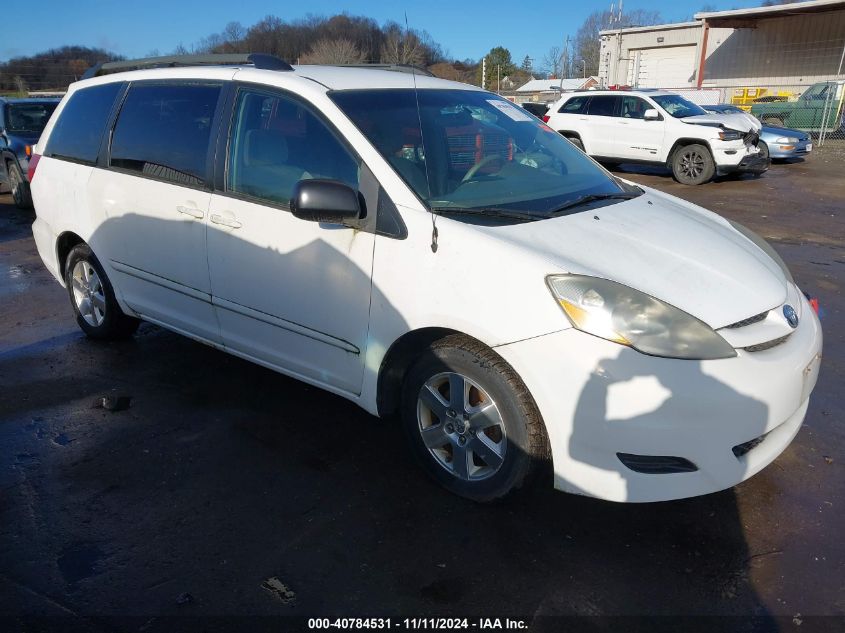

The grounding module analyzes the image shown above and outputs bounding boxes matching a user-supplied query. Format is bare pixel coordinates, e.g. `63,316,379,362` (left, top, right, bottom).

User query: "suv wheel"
566,136,585,152
400,335,550,502
65,244,140,339
671,144,715,185
8,162,32,209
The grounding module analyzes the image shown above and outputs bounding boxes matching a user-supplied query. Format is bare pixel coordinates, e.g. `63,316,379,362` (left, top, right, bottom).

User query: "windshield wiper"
548,192,640,215
431,207,540,222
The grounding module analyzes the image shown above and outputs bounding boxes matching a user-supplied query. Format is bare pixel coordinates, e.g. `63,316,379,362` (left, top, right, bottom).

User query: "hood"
681,112,761,133
761,125,809,141
482,190,787,329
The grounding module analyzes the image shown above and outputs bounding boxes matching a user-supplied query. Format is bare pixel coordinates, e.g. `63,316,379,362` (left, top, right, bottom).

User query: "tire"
563,134,584,152
400,335,550,502
671,143,715,185
757,141,770,161
8,162,32,209
65,244,139,340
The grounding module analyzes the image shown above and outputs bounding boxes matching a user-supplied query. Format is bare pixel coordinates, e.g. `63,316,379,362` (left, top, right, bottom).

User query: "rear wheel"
671,144,715,185
8,162,32,209
400,335,550,502
564,135,584,152
65,244,139,339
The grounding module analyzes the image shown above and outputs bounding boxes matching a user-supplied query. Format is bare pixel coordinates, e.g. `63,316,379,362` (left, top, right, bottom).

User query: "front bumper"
494,292,822,502
718,152,770,175
768,139,813,159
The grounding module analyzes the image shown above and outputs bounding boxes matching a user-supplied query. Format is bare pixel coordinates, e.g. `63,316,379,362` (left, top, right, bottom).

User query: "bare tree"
301,38,367,64
575,9,663,77
543,46,562,78
380,24,425,66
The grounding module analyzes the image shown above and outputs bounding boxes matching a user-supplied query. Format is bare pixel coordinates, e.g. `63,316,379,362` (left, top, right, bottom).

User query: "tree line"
1,9,669,93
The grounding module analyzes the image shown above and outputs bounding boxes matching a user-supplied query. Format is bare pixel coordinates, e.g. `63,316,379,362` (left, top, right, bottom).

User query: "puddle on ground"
57,542,106,586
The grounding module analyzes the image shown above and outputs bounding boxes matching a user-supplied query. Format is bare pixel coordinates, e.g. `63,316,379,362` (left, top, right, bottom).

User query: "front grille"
743,334,791,353
727,310,769,329
617,453,698,474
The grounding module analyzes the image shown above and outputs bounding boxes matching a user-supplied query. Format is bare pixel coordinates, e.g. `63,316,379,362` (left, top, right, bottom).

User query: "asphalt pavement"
0,153,842,632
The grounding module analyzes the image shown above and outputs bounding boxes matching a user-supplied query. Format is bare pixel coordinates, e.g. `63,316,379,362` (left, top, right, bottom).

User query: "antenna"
404,11,438,253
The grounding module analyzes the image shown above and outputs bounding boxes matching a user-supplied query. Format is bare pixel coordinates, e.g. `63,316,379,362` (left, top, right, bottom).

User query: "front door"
206,86,375,394
615,96,664,161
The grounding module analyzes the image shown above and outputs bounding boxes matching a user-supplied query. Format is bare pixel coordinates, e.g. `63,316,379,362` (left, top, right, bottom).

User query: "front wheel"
671,144,715,185
65,244,139,339
757,141,770,161
8,162,32,209
400,335,550,502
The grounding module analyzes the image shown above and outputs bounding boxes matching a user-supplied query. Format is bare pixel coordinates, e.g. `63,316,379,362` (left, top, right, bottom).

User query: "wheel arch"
377,326,473,418
665,138,713,167
56,231,86,277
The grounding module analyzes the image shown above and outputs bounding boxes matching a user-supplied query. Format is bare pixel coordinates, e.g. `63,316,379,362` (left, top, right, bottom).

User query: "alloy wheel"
416,372,507,481
680,150,705,179
71,260,106,327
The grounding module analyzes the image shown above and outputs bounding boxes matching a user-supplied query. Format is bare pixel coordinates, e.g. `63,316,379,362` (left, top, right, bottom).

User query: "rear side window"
45,83,122,164
559,96,588,114
587,96,619,117
110,83,222,188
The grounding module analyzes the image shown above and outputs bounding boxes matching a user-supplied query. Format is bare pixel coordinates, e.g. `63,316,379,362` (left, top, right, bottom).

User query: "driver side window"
227,89,359,206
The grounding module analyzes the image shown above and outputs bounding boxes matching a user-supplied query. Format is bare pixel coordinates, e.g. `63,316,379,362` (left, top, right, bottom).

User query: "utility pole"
559,35,569,90
497,64,500,94
482,57,487,89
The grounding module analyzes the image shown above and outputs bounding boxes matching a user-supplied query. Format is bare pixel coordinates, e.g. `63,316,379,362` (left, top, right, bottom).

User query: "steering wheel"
462,154,504,183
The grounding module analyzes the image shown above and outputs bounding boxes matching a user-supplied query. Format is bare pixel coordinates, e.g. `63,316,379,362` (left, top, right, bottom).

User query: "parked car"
704,104,813,160
751,80,845,133
545,89,768,185
521,102,549,118
30,55,821,503
0,97,60,208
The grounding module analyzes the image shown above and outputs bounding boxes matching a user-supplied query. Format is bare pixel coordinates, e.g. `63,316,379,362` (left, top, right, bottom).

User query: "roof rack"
81,53,293,80
326,63,435,77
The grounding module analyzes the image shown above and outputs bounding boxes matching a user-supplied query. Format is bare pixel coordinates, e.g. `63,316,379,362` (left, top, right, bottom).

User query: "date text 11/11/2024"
307,618,529,629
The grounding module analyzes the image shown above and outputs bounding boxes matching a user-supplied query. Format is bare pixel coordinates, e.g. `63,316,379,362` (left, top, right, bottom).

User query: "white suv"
545,89,768,185
30,55,820,503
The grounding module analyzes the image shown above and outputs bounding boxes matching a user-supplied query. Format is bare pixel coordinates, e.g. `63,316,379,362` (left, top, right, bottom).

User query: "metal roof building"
598,0,845,90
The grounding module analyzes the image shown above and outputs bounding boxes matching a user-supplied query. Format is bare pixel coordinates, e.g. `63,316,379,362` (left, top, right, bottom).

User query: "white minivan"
30,55,822,503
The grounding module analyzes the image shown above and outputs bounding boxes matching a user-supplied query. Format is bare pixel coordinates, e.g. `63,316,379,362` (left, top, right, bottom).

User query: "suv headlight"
728,220,794,284
547,275,736,360
718,130,743,141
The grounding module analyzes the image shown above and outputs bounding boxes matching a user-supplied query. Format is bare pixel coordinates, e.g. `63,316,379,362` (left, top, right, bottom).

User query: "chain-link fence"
661,81,845,144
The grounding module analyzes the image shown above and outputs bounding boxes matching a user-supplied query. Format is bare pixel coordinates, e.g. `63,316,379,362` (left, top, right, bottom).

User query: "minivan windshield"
331,89,637,219
4,102,58,134
651,94,707,119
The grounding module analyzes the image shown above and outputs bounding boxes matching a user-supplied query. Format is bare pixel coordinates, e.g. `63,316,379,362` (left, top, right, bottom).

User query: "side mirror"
290,179,362,224
644,108,660,121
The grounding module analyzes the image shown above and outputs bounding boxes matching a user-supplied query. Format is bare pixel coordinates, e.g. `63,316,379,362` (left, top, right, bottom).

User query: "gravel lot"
0,152,843,631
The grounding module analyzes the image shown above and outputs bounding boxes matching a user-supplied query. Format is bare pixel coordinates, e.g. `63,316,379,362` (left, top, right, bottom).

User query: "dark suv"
1,97,60,208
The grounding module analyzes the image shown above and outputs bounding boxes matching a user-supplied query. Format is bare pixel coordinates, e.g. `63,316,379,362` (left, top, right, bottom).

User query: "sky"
7,0,765,70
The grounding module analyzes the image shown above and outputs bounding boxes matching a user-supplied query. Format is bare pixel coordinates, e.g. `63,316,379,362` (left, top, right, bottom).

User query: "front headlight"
547,275,736,360
728,220,794,284
718,130,743,141
775,136,798,143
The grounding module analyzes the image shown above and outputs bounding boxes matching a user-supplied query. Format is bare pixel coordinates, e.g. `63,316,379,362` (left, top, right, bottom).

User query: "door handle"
210,213,242,229
176,205,204,219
